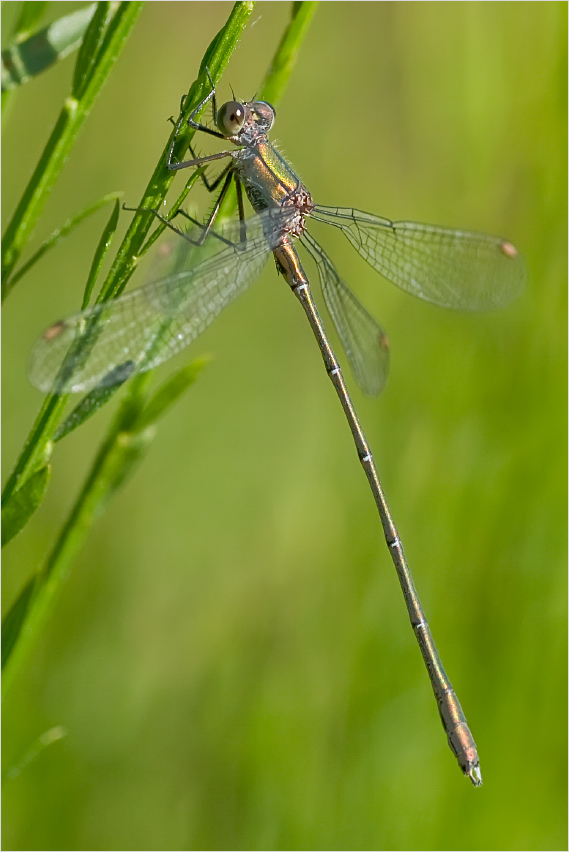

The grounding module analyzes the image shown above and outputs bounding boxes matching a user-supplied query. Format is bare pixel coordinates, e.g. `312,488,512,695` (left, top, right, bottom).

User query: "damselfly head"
216,99,275,140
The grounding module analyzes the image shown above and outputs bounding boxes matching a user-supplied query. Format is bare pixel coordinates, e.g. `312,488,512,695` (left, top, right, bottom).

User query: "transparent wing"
29,213,279,394
313,206,526,311
302,233,390,397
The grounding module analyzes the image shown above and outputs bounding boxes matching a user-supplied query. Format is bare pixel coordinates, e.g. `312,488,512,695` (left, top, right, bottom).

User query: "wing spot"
42,320,67,341
500,240,518,259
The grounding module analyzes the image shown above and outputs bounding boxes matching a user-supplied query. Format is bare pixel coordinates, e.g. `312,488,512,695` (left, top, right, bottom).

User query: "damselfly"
29,73,526,785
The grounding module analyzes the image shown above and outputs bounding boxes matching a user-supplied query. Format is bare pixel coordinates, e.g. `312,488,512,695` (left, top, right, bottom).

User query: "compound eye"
217,101,246,135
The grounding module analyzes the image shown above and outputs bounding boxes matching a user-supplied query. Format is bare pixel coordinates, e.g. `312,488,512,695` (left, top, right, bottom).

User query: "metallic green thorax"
238,139,310,211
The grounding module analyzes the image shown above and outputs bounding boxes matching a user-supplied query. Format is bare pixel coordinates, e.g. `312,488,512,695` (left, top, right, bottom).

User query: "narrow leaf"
2,192,121,301
2,4,98,91
82,198,121,308
100,426,156,498
1,465,51,547
72,2,111,99
258,1,318,105
3,726,67,782
135,359,209,431
2,577,36,669
200,1,255,79
53,362,135,442
11,3,49,41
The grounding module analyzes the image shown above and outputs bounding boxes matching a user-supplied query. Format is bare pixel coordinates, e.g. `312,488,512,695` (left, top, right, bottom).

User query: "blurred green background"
2,2,566,849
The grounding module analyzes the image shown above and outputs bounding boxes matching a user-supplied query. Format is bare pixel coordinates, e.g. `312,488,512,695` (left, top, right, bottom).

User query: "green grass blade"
258,1,319,104
2,3,98,92
1,367,200,692
2,192,121,301
134,359,209,431
2,2,46,118
1,1,142,284
71,2,110,99
53,370,133,443
2,396,64,507
9,200,123,448
1,465,51,547
82,198,121,308
11,2,49,39
1,576,36,671
52,355,207,445
3,726,67,783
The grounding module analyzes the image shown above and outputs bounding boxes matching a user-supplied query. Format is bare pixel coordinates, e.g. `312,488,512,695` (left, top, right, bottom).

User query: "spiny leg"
167,70,230,172
123,169,234,250
124,170,248,250
167,173,247,248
